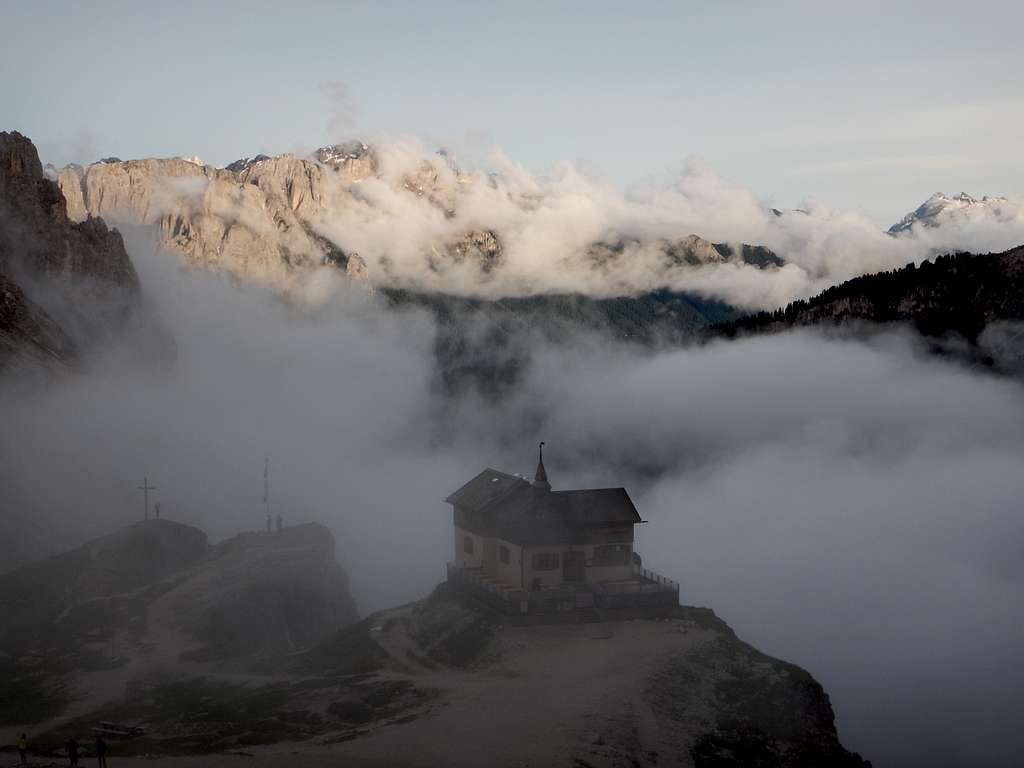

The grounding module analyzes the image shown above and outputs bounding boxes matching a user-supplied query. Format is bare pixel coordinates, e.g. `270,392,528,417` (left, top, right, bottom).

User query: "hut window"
499,545,510,564
594,544,630,566
532,552,559,571
463,536,474,554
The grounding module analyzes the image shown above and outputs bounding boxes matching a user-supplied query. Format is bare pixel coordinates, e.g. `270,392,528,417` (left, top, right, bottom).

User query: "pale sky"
3,0,1022,225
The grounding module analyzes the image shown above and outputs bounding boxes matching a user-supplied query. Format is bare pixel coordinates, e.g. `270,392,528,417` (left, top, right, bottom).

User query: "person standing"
16,732,27,765
275,514,282,533
94,734,108,768
66,736,80,767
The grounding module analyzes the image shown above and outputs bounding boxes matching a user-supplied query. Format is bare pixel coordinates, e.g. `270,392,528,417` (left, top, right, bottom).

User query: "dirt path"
270,618,713,768
369,606,437,676
7,605,714,768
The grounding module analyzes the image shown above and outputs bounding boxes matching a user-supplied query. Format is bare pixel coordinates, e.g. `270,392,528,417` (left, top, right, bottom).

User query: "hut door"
563,550,585,583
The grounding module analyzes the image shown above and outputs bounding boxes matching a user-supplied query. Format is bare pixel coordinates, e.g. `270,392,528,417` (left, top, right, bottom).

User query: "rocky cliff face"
1,132,137,291
56,145,378,285
55,143,783,296
59,155,331,283
0,272,74,371
0,131,145,373
167,523,359,660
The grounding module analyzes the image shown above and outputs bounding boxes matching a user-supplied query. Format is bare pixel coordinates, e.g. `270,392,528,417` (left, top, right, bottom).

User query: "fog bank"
310,139,1024,309
2,240,1024,767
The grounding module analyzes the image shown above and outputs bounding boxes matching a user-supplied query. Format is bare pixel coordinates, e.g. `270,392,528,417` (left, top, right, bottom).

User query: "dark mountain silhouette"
715,245,1024,348
385,287,742,395
0,131,171,375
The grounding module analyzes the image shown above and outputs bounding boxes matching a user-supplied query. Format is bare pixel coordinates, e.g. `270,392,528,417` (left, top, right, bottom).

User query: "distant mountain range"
888,192,1020,235
385,287,742,394
51,140,787,294
5,129,1024,387
715,245,1024,368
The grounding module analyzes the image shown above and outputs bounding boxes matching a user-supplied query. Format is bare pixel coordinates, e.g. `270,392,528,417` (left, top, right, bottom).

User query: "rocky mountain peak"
1,131,150,373
224,153,272,173
0,130,44,182
889,191,1014,234
0,130,67,223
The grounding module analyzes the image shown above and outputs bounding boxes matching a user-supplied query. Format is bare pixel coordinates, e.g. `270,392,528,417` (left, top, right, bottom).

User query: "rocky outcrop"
1,132,138,290
58,150,360,284
0,131,144,372
314,140,378,182
0,519,210,652
170,523,359,660
585,234,783,275
0,272,74,373
433,228,502,274
0,519,357,669
648,609,867,767
664,234,784,268
0,519,360,733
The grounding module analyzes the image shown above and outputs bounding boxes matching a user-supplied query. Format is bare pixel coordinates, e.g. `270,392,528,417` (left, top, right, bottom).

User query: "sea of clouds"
305,137,1024,311
3,226,1024,766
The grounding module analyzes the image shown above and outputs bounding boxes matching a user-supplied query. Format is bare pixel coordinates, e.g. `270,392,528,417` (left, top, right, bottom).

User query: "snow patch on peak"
314,141,372,165
224,154,273,173
889,192,1016,234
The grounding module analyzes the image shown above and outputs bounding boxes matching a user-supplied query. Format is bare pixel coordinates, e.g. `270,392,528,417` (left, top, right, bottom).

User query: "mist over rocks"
0,519,209,651
1,131,137,291
161,522,359,661
2,126,1024,766
714,244,1024,374
57,153,337,285
2,217,1023,765
0,131,167,374
0,518,359,737
2,519,361,661
0,271,74,372
50,136,1024,314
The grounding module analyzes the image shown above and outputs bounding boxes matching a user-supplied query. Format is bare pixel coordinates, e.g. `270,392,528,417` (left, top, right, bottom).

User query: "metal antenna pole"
264,457,270,518
137,476,156,521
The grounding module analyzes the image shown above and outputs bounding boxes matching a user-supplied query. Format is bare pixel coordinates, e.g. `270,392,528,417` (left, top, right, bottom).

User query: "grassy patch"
35,677,303,755
326,700,375,724
136,679,289,723
0,656,69,726
427,617,493,668
325,679,432,727
410,585,495,668
692,727,780,767
295,619,387,676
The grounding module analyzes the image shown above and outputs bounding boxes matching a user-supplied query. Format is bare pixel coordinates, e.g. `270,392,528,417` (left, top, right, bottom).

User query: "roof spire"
533,441,551,490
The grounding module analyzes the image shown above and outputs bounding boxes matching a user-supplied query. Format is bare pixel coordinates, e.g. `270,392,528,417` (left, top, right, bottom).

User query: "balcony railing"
446,561,679,604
